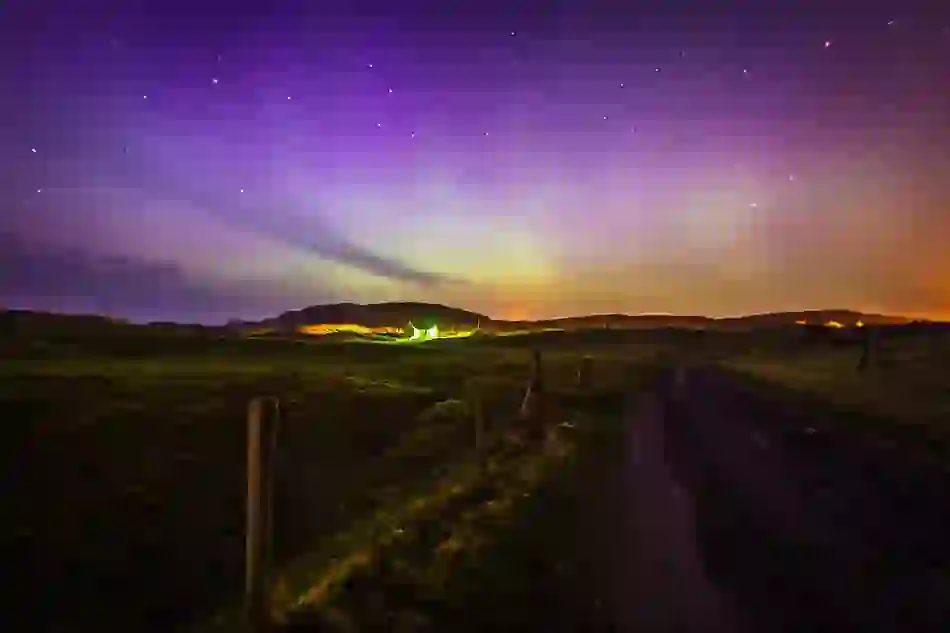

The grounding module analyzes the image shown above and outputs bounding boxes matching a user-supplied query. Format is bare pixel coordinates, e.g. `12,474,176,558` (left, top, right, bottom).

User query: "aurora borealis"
3,1,950,323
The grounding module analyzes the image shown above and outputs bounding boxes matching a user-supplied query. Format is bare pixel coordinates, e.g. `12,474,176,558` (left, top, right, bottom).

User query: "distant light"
287,96,292,100
603,115,608,120
789,174,795,182
743,68,749,74
620,82,624,87
750,202,758,207
376,123,382,128
142,95,148,99
212,78,218,84
510,31,516,36
239,189,244,193
388,88,393,93
483,131,489,136
887,20,895,26
655,67,661,72
824,40,832,48
36,188,42,193
410,132,415,138
31,148,36,153
367,63,373,68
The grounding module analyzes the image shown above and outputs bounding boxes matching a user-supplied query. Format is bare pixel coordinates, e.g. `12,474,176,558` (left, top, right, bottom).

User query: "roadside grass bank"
197,375,648,633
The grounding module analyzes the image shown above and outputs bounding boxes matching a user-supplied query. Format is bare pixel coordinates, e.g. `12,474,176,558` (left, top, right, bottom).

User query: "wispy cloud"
119,115,467,287
0,233,321,322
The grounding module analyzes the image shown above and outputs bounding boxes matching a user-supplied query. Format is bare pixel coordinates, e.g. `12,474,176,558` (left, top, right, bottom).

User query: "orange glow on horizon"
499,309,531,321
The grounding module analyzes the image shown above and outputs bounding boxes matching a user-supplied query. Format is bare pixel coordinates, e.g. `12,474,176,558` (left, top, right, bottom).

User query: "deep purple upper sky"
2,1,949,323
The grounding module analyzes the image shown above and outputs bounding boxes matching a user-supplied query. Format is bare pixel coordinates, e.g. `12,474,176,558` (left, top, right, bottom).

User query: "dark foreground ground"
278,364,950,632
649,366,950,633
15,358,949,633
454,365,950,633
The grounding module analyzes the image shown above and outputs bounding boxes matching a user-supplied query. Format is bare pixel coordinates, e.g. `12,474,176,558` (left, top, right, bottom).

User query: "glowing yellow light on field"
298,323,403,336
427,325,439,339
824,321,845,328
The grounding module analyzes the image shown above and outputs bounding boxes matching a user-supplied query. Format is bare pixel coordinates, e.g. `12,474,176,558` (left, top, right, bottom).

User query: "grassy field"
3,328,658,633
717,330,950,461
11,321,948,632
268,387,637,633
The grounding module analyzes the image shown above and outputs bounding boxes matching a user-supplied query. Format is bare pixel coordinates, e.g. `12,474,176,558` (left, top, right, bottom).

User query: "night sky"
3,1,950,323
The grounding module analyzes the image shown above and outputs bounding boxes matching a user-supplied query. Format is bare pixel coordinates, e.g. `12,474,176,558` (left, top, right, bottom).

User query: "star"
286,96,292,100
620,82,624,88
603,115,608,120
510,31,516,36
388,88,393,94
212,78,218,84
410,132,416,138
743,68,749,74
887,20,895,26
824,40,832,48
142,95,148,99
376,123,382,128
655,67,661,72
31,148,36,153
367,63,374,68
789,174,795,182
239,189,244,193
483,131,489,136
36,189,42,193
750,202,758,208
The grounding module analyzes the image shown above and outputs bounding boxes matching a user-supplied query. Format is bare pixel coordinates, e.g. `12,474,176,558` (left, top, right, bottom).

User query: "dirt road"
600,386,745,632
634,366,950,632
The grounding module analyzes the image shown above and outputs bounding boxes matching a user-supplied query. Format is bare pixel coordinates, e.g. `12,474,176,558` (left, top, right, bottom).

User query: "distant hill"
0,304,920,338
249,302,488,333
714,309,910,329
0,309,130,335
238,303,915,334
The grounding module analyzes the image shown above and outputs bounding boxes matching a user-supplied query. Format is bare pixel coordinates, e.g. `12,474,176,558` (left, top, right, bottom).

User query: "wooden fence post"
673,364,687,397
520,350,545,438
858,326,879,372
576,355,592,389
246,397,280,633
468,380,486,470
